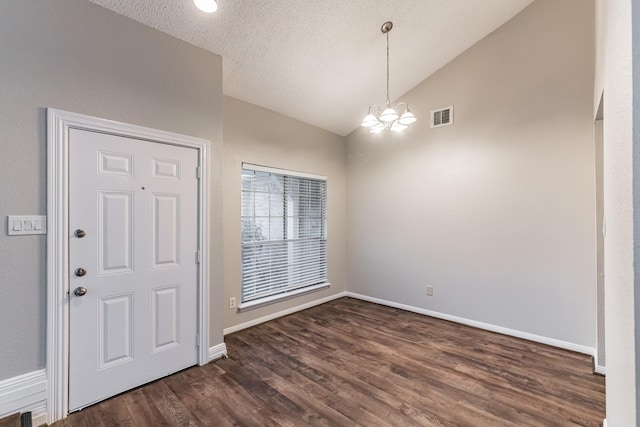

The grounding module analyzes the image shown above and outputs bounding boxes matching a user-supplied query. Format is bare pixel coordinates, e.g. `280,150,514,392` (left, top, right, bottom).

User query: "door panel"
98,191,133,274
68,128,199,411
152,286,180,351
152,193,181,267
98,294,133,367
152,158,180,179
98,151,133,176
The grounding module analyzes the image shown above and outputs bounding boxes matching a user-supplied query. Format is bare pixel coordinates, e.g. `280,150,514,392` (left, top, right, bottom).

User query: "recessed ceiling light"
194,0,218,13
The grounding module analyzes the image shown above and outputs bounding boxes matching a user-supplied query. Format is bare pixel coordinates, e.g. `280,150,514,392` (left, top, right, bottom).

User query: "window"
241,164,328,307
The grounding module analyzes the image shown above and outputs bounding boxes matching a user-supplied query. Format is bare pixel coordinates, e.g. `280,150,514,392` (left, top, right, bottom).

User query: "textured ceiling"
88,0,534,136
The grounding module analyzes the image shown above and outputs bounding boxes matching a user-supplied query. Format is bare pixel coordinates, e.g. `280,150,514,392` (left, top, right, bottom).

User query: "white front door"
68,128,199,411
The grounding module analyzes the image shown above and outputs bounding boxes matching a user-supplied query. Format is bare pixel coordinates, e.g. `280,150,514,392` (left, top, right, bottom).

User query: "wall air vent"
430,106,454,128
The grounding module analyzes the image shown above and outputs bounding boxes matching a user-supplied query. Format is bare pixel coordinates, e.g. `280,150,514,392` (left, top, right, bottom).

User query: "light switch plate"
7,215,47,235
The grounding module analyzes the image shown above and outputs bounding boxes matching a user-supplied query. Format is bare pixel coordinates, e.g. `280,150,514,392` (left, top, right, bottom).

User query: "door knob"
75,268,87,277
74,286,88,297
75,229,86,238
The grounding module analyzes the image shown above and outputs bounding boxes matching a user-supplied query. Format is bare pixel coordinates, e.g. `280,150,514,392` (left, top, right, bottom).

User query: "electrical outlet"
229,297,237,309
426,285,434,296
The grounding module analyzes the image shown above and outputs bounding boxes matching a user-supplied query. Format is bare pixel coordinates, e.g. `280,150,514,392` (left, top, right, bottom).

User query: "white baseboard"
223,291,347,336
222,291,596,357
208,343,228,362
593,352,606,375
345,292,595,356
0,369,47,426
603,418,607,427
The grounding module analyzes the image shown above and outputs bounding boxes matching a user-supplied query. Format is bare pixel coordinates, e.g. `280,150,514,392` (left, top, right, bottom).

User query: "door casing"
46,108,211,423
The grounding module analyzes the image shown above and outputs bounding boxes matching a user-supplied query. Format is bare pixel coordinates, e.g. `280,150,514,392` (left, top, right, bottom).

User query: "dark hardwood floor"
53,297,605,426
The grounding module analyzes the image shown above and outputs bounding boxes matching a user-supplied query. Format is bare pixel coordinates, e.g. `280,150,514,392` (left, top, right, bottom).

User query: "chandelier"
361,21,416,133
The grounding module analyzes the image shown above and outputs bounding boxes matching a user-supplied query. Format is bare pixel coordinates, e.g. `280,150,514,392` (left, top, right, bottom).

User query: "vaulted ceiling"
89,0,534,136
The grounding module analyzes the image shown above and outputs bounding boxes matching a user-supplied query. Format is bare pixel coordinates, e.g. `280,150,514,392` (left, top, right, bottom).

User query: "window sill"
237,282,331,313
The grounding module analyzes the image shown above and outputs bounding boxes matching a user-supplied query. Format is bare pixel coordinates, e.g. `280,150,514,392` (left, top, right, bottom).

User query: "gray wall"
595,0,639,423
346,0,596,348
222,96,347,330
0,0,223,380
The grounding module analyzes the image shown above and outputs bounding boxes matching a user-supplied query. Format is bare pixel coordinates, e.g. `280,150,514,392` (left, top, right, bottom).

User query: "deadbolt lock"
75,229,86,238
75,267,87,277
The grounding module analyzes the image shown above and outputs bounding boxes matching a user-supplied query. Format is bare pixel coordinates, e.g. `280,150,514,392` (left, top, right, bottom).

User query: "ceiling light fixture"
194,0,218,13
362,21,416,133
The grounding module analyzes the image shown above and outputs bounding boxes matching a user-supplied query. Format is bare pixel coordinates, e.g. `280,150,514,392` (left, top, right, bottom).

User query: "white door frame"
46,109,211,423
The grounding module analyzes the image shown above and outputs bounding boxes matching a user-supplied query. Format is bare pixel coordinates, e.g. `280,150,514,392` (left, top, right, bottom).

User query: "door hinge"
196,250,201,264
196,166,201,179
196,333,200,348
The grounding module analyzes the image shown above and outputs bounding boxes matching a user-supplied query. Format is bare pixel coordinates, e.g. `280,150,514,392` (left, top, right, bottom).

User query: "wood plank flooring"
53,297,605,426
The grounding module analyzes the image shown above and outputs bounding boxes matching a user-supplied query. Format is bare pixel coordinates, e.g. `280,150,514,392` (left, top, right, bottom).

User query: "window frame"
238,163,329,311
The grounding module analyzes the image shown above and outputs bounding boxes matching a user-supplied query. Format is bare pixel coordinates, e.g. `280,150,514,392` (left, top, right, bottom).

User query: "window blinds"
241,165,327,303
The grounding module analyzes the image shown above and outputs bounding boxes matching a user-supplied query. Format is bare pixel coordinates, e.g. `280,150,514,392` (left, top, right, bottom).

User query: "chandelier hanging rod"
383,21,392,105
